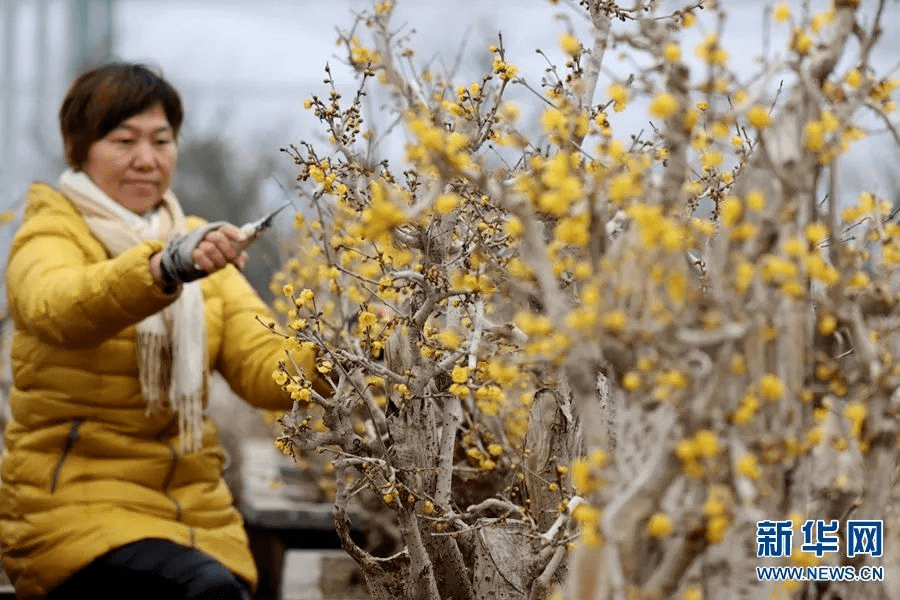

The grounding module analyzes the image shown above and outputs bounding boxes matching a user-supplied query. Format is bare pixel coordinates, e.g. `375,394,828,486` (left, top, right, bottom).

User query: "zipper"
50,419,83,493
161,436,184,522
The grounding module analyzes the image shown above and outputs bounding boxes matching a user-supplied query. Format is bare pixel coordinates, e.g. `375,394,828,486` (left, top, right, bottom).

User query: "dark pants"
45,538,252,600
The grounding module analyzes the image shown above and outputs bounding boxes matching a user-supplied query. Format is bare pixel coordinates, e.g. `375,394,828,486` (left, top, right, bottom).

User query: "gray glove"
159,221,231,287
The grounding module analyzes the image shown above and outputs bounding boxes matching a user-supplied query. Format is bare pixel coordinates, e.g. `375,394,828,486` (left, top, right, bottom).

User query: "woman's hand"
150,224,249,291
191,225,249,273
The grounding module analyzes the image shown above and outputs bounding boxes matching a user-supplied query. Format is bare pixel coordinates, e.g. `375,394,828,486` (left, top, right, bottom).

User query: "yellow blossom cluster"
702,486,731,543
676,430,720,478
491,50,518,82
348,37,380,67
571,450,608,496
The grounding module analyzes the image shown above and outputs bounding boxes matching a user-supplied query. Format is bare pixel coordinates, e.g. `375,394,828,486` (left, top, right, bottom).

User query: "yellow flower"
792,28,813,55
296,288,315,309
573,504,603,547
434,329,462,349
622,372,642,391
805,222,829,245
317,360,333,375
720,195,742,227
807,426,824,445
682,586,703,600
361,181,406,240
517,312,554,336
847,271,869,289
648,512,674,538
656,369,688,390
844,402,867,437
492,55,518,81
282,284,294,297
845,68,862,88
695,34,729,66
733,393,759,425
700,150,724,172
818,313,838,335
773,2,791,23
505,216,524,238
805,253,840,286
541,108,566,136
746,191,766,213
663,43,681,62
358,311,378,328
565,308,599,330
692,218,715,237
555,215,590,246
703,492,726,517
783,237,806,258
607,83,628,112
649,92,680,119
805,120,827,151
747,105,771,128
435,193,459,215
694,429,719,457
559,33,581,56
759,374,785,401
291,387,312,402
735,262,755,294
607,173,642,204
811,9,835,33
571,459,593,494
707,515,729,543
602,309,627,333
737,454,762,479
451,365,469,384
450,383,470,398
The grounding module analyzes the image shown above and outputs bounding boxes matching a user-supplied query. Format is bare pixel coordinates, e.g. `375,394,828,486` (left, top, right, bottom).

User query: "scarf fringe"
138,331,171,414
174,391,205,454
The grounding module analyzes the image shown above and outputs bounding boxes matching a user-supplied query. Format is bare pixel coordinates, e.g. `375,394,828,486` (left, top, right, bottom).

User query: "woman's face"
83,104,177,213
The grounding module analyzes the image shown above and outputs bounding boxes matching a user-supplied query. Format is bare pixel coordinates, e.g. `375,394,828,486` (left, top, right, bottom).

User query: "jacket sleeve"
6,200,177,348
213,266,328,411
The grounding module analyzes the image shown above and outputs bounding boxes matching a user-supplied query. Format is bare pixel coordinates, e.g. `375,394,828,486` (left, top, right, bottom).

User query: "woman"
0,63,324,599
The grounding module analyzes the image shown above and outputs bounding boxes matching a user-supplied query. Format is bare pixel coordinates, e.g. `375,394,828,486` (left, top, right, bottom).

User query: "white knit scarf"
59,169,206,453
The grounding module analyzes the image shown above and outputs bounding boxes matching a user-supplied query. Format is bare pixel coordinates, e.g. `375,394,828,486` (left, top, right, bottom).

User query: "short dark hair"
59,62,184,168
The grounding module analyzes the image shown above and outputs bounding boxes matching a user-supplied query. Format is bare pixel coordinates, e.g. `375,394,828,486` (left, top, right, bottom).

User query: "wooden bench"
237,439,365,600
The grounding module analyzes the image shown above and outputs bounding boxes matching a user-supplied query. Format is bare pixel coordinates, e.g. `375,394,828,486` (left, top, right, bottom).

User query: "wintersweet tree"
266,0,899,598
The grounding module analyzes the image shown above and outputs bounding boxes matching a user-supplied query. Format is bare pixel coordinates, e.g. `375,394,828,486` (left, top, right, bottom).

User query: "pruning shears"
230,201,292,253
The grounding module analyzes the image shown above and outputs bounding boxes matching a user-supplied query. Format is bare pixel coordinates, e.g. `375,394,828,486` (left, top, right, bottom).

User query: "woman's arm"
7,224,175,347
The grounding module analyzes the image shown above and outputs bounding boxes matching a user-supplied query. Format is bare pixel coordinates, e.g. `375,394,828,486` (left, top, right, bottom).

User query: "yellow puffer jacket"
0,183,318,599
